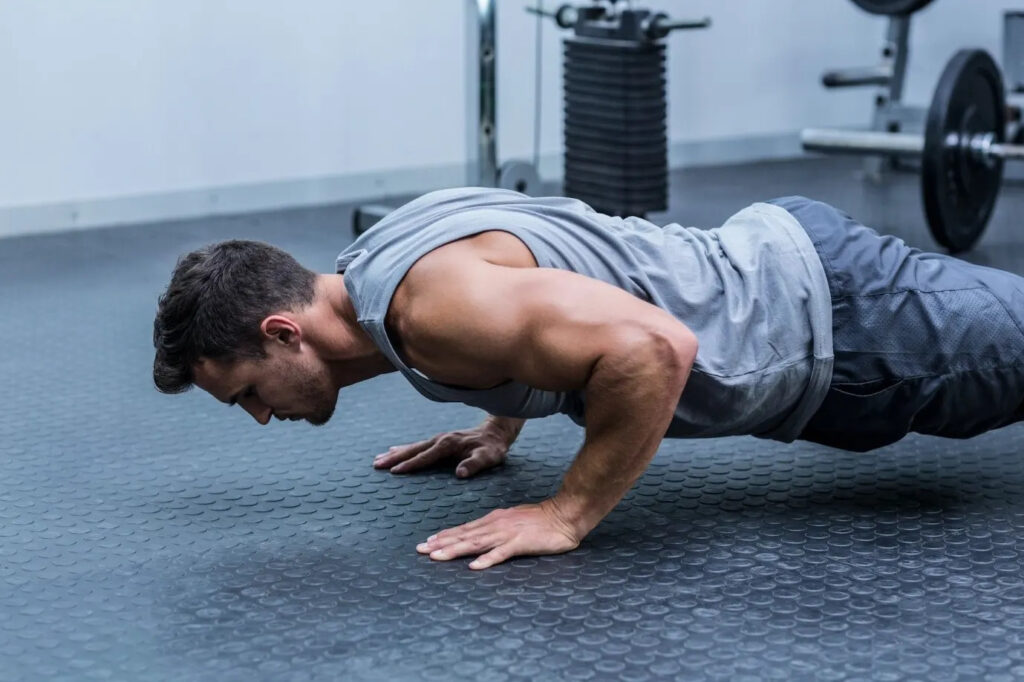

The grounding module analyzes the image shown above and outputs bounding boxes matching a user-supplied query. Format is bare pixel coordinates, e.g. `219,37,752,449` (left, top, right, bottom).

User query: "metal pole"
865,15,912,178
986,141,1024,160
822,65,893,88
882,15,911,105
466,0,498,187
801,128,925,157
804,128,1024,162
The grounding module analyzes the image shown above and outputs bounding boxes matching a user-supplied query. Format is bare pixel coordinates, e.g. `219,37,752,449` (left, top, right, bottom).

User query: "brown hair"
152,240,316,394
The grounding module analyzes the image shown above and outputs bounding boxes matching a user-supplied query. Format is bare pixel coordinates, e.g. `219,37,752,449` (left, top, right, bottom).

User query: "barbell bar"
802,129,1024,163
801,48,1009,252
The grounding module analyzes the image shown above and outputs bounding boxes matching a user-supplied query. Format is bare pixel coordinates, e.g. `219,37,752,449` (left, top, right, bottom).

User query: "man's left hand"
416,499,582,570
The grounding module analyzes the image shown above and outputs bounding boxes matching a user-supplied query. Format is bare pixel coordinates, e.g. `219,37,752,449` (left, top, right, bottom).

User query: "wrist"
546,491,603,541
482,416,525,446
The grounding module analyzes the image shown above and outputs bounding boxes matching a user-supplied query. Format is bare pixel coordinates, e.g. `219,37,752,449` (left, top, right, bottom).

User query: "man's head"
153,240,339,426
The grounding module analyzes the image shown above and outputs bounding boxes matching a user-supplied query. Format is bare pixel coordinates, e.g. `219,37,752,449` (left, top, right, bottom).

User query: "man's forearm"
549,337,694,538
482,415,526,447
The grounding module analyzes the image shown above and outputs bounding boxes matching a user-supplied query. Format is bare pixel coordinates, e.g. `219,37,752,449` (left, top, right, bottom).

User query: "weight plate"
564,74,666,91
566,129,667,147
565,40,664,56
565,92,666,114
566,142,667,159
566,148,666,165
564,182,667,201
565,108,665,128
565,60,665,76
850,0,934,16
565,113,666,134
565,163,667,184
566,108,667,129
497,160,541,196
922,49,1005,252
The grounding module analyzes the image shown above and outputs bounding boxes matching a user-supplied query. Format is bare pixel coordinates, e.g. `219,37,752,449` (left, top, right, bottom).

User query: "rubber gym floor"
4,156,1024,681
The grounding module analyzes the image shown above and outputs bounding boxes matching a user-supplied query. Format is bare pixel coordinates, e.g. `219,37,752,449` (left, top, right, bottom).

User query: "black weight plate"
566,108,667,129
565,128,667,146
565,106,665,126
565,49,665,66
564,60,665,77
564,73,666,90
564,57,665,73
565,39,664,56
851,0,934,15
564,52,664,72
922,49,1005,252
566,140,666,157
566,149,665,163
565,163,668,184
563,182,667,202
565,67,663,80
565,113,666,135
565,150,667,170
565,92,666,114
564,176,667,192
564,83,666,102
566,145,666,161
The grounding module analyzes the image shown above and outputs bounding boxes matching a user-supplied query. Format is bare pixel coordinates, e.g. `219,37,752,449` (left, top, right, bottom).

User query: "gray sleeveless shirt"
336,188,833,443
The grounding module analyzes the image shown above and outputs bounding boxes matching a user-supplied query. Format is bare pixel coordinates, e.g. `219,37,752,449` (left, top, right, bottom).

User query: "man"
152,188,1024,570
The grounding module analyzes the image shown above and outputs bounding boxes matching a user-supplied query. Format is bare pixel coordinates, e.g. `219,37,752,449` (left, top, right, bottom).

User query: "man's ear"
261,315,302,346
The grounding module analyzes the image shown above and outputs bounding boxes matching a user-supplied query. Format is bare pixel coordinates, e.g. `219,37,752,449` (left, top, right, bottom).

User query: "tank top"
336,187,833,442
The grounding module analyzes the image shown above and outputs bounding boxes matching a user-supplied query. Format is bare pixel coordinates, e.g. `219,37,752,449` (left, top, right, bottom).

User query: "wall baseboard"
0,131,803,240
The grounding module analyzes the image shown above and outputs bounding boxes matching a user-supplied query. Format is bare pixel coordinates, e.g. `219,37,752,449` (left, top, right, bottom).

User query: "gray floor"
4,157,1024,681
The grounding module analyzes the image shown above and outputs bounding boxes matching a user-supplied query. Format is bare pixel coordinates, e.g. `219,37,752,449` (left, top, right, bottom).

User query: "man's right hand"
373,419,522,478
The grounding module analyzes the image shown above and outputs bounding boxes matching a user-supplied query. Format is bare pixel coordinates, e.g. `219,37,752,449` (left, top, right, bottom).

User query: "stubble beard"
297,362,338,427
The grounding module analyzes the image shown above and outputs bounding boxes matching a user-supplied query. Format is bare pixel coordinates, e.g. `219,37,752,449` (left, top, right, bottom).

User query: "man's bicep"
411,263,697,391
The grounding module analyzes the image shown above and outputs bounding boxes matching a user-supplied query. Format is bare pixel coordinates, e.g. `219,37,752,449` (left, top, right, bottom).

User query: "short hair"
152,240,317,394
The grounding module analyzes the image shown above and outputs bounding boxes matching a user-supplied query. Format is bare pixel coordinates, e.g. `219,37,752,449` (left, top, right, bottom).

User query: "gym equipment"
802,49,1017,253
497,160,542,196
851,0,935,15
352,204,393,236
353,0,541,236
1003,11,1024,180
533,2,710,218
1005,11,1024,96
820,0,935,178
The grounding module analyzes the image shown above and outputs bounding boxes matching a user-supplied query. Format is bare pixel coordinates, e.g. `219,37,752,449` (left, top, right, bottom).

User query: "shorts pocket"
831,378,905,398
804,379,912,451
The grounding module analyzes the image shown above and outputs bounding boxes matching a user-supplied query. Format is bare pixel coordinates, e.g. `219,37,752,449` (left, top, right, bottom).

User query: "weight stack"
563,38,667,218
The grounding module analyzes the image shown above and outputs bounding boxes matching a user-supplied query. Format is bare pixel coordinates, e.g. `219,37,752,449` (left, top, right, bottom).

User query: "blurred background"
0,0,1008,238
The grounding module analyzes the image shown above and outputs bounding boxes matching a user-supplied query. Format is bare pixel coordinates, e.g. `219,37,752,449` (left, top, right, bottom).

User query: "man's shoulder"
419,230,538,271
386,233,529,388
387,231,533,332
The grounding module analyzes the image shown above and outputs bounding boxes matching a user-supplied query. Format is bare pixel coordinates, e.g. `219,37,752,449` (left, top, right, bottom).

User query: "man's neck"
316,274,398,386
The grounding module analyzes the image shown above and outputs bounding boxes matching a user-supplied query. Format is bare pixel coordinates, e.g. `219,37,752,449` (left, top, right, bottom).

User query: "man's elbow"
593,323,698,391
656,326,698,385
625,325,697,388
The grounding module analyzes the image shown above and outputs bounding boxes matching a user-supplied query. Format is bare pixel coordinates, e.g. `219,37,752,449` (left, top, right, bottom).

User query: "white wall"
0,1,466,207
0,0,1015,236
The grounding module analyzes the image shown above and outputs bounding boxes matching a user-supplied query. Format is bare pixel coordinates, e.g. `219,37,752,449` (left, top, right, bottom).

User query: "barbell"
851,0,934,16
802,49,1014,252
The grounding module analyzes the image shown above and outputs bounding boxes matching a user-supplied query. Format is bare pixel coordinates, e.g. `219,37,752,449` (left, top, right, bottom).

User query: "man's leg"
772,196,1024,452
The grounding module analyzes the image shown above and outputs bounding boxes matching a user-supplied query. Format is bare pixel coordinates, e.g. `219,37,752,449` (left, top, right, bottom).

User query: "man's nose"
244,402,272,425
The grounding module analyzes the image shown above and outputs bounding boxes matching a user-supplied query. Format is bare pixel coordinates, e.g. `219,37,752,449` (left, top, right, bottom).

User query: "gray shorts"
771,196,1024,452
